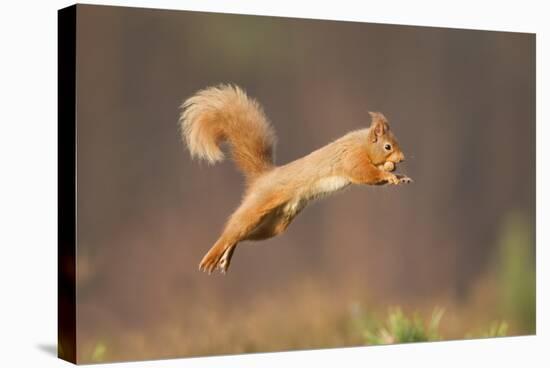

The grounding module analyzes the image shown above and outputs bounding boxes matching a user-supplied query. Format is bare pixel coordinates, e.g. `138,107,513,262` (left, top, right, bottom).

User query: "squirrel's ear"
368,111,388,141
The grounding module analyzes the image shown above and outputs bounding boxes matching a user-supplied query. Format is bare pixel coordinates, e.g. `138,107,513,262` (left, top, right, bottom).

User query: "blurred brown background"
73,4,535,363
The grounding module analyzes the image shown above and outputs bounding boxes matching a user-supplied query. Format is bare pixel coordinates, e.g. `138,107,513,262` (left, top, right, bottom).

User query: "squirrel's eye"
384,143,392,151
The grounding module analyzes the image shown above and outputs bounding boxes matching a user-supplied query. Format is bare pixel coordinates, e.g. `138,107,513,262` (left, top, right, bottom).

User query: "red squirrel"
179,84,412,274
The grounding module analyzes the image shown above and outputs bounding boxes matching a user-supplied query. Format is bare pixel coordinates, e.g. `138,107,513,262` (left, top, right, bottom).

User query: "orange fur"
179,84,412,274
179,84,276,181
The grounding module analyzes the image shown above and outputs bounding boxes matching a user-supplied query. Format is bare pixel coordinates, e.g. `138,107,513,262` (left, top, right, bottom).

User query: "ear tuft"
368,111,389,139
368,111,389,124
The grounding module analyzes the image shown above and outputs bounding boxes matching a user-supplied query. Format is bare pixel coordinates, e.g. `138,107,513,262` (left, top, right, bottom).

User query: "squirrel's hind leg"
198,190,289,274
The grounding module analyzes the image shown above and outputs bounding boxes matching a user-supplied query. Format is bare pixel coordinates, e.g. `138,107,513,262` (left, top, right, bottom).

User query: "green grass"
360,307,508,346
91,342,107,363
363,307,444,345
465,321,508,339
497,212,536,332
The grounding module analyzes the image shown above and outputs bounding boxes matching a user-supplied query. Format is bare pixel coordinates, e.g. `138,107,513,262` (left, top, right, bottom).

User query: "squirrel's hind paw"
199,244,236,275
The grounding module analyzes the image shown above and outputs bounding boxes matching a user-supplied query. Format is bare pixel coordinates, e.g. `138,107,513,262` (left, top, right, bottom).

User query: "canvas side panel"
58,4,77,364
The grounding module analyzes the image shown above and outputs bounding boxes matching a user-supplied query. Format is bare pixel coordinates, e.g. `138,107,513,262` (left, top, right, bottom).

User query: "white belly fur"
283,176,350,217
313,176,350,196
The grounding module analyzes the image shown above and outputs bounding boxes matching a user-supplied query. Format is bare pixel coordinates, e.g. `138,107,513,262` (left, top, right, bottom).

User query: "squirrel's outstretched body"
179,84,411,274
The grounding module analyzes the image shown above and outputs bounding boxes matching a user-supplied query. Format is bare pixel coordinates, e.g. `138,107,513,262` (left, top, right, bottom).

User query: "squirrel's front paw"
386,174,400,185
395,174,413,184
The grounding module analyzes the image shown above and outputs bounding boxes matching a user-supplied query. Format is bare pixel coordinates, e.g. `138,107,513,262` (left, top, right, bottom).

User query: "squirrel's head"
366,112,405,168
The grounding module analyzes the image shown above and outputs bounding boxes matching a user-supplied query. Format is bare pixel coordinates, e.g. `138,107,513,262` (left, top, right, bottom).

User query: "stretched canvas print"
58,4,536,364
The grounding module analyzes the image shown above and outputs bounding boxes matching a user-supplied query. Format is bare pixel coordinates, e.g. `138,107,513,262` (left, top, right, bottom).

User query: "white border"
0,1,546,367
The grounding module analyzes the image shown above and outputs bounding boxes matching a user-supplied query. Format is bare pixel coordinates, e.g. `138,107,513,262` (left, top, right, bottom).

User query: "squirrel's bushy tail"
179,84,277,180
